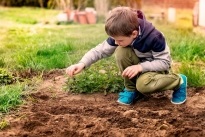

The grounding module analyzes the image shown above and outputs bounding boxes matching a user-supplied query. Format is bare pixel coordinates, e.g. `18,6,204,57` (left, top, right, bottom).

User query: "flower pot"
77,12,88,24
86,12,96,24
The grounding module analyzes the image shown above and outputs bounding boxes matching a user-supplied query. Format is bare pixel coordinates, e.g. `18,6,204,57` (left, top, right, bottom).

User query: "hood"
133,10,155,45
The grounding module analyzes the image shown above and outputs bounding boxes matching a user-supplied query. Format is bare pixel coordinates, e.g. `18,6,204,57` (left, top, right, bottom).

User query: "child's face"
111,30,138,47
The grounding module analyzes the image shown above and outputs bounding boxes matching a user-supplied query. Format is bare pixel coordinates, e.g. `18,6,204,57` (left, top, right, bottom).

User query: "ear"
131,30,138,38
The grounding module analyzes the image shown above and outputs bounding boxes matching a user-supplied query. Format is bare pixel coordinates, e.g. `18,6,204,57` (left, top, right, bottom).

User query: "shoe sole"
117,94,145,105
171,74,187,105
117,99,132,105
171,98,187,105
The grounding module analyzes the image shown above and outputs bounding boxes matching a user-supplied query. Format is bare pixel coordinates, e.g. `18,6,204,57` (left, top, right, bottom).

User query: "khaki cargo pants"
115,46,181,94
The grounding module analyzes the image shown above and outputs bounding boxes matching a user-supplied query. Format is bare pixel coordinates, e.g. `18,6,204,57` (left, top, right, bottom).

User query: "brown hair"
105,7,139,37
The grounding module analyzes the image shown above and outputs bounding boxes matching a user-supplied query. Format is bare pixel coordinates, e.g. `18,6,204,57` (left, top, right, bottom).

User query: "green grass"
179,63,205,87
0,7,59,24
0,84,23,113
1,24,106,70
157,25,205,62
0,7,205,112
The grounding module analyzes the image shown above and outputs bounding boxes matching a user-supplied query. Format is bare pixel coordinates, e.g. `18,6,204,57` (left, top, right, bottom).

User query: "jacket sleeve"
140,44,172,72
79,40,117,67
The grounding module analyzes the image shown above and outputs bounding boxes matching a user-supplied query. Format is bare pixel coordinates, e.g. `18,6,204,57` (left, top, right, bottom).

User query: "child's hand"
66,63,85,77
122,65,142,79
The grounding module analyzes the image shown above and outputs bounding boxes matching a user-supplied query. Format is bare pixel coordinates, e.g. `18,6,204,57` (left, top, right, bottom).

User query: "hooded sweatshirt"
79,11,171,73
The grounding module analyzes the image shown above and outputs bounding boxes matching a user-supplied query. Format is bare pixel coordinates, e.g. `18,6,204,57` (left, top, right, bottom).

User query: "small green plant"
0,119,9,130
65,58,123,93
0,68,14,85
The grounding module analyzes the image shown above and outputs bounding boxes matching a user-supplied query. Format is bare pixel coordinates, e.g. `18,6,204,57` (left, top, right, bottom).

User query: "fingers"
73,68,81,75
122,66,139,79
66,63,85,77
122,69,137,79
66,65,77,77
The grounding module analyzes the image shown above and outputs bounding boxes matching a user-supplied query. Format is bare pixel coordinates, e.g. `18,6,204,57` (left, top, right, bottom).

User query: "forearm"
79,40,116,67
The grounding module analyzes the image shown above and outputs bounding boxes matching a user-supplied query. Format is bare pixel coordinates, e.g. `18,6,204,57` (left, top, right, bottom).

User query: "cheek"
123,41,130,46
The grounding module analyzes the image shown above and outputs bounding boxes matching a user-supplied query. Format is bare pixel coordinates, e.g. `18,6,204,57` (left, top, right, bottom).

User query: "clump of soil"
0,71,205,137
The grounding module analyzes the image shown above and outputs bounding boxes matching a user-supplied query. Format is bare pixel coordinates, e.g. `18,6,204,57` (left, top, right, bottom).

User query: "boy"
66,7,187,105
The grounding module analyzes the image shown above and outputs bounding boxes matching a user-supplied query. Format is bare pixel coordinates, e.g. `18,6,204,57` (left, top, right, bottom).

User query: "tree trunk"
38,0,44,8
94,0,109,18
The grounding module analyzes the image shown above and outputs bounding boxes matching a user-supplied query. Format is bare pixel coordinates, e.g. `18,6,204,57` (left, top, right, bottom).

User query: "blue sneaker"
117,88,144,105
171,74,187,104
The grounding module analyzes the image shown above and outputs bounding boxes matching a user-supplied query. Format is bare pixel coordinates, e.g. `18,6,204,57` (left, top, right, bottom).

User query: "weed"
0,68,14,85
0,119,9,130
65,58,123,93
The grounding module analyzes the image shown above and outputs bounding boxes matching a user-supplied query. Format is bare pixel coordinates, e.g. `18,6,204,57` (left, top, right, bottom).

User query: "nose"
115,41,120,45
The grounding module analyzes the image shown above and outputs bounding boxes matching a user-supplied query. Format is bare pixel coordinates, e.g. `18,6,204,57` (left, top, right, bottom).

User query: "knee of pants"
115,46,133,61
136,75,155,94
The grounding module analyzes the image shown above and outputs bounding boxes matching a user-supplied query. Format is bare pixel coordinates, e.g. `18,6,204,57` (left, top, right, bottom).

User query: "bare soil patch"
0,70,205,137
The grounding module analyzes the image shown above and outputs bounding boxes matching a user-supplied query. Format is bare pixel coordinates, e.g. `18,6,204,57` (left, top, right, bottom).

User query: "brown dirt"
0,70,205,137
